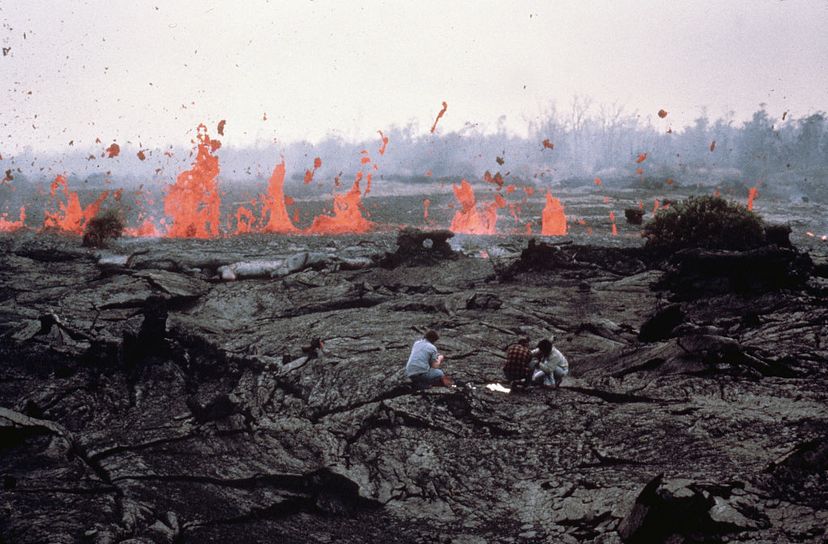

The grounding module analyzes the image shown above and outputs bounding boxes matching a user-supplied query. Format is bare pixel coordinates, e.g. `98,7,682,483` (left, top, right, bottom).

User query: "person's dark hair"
517,336,530,346
537,339,552,357
425,330,439,343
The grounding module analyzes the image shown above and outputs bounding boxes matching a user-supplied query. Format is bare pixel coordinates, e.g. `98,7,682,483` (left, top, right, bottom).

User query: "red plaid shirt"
503,343,533,381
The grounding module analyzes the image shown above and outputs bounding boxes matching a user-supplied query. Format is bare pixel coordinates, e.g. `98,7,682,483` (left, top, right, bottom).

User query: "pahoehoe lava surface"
1,230,827,544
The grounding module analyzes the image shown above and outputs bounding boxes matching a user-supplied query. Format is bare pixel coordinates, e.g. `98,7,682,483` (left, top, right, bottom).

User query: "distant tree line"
1,102,825,196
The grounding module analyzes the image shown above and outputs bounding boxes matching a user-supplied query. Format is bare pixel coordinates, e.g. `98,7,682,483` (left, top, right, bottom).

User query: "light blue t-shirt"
405,338,438,376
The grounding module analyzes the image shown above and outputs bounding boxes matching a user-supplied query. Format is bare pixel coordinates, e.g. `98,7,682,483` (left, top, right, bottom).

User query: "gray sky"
2,0,827,152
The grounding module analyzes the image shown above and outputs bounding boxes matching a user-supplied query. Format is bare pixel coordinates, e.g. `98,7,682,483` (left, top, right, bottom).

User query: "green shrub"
643,195,765,251
82,209,125,248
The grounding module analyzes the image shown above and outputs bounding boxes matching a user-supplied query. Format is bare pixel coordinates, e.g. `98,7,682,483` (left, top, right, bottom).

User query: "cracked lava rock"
1,230,827,543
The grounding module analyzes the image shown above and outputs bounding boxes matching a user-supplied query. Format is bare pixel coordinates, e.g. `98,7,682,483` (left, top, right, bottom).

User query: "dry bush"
82,209,125,248
643,195,765,251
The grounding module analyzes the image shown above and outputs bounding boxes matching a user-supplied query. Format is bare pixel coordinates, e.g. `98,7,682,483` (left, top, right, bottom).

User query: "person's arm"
431,353,444,368
538,358,553,374
553,349,568,370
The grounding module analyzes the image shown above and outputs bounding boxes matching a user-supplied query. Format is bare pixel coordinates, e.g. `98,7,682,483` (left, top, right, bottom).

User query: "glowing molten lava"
430,101,448,134
43,175,110,235
450,180,498,234
235,206,256,234
378,130,389,155
307,176,372,234
124,219,160,238
303,157,322,184
609,211,617,236
0,206,26,232
541,191,567,236
163,125,221,238
747,187,758,211
259,160,298,233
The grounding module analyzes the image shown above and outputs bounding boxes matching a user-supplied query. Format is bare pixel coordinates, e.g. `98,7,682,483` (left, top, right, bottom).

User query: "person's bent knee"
411,368,444,387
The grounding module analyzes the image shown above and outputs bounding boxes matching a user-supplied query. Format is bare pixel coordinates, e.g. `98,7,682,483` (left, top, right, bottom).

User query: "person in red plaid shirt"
502,337,533,386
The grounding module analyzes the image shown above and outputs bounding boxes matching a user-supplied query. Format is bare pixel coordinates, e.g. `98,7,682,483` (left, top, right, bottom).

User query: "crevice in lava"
565,386,659,404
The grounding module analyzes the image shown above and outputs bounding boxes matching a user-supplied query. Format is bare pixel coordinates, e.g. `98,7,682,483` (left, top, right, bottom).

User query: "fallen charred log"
500,238,649,278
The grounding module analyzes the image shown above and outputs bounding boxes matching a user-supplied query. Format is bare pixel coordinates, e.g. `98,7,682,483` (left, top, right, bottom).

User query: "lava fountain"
43,175,110,234
307,175,372,234
163,124,221,238
259,160,299,233
541,191,567,236
450,180,498,234
0,207,25,232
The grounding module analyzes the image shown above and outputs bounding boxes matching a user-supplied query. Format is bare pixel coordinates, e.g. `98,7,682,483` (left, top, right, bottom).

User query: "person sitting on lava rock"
405,329,453,388
530,336,569,388
502,336,534,388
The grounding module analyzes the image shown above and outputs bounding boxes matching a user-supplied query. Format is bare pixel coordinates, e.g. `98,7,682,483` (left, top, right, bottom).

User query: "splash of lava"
430,101,448,134
164,125,221,238
609,211,617,236
307,175,372,234
235,206,256,234
747,187,759,211
124,219,160,238
43,175,110,235
450,180,497,234
378,130,389,155
303,157,322,184
163,125,221,238
541,191,567,236
258,160,298,233
0,206,26,232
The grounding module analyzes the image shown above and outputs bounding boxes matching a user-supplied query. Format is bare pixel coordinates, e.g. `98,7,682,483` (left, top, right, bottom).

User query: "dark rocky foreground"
1,230,827,544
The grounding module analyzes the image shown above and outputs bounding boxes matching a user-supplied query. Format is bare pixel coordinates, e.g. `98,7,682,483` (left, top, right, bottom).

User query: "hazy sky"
2,0,827,152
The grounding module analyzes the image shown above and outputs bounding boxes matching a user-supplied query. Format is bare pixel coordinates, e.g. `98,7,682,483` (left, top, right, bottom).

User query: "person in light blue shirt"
405,330,452,388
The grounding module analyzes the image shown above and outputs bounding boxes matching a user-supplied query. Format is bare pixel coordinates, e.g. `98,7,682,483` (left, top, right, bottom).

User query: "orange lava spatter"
260,160,298,233
747,187,759,211
541,191,567,236
610,211,617,236
124,219,160,238
430,101,448,134
0,206,26,232
43,175,110,235
234,206,256,234
303,157,322,184
163,125,221,238
450,180,497,234
378,131,389,155
423,198,430,221
307,176,372,234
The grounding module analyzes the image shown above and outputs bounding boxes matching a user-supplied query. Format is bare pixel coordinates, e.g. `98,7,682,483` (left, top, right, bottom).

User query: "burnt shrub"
82,208,125,248
643,195,765,251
